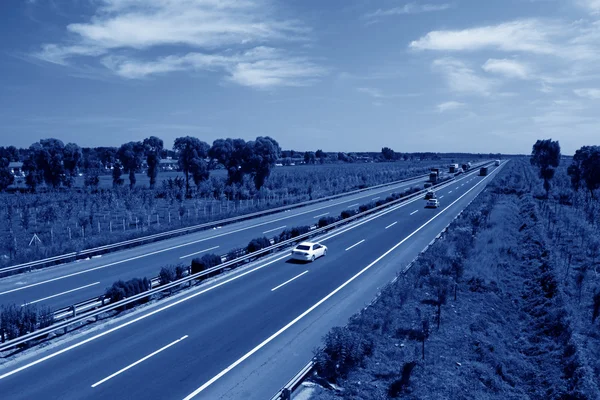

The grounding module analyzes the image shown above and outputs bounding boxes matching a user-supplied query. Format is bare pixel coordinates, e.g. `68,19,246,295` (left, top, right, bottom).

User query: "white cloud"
432,58,495,96
482,59,531,79
32,0,324,88
437,101,466,112
576,0,600,14
365,3,451,19
357,87,384,98
573,88,600,99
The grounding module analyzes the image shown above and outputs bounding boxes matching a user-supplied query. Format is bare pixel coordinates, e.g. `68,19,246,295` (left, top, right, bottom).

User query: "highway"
0,174,431,310
0,162,505,400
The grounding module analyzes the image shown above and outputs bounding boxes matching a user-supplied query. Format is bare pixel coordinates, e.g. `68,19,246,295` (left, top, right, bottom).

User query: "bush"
159,265,177,285
278,225,311,242
191,253,223,275
0,304,40,341
247,236,272,253
340,209,357,219
104,277,151,306
389,361,418,397
318,216,337,228
314,326,372,383
226,247,246,262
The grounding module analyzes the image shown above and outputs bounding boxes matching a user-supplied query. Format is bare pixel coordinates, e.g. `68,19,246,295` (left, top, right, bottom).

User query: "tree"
568,146,600,199
27,138,66,188
118,141,145,189
381,147,395,161
530,139,561,197
0,157,14,191
243,136,281,189
173,136,210,195
209,138,247,185
315,149,326,164
63,142,82,187
143,136,164,189
304,151,316,164
112,161,124,187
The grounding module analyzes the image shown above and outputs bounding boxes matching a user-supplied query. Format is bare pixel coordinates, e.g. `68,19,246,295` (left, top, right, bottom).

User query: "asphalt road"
0,162,505,400
0,173,432,310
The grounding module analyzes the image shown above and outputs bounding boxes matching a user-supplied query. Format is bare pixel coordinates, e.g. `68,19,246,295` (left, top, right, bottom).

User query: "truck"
429,168,442,183
495,160,501,166
449,163,459,173
480,166,489,176
461,162,471,172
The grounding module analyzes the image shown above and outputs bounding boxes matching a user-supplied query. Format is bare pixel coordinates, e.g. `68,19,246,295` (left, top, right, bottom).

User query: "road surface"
0,162,505,400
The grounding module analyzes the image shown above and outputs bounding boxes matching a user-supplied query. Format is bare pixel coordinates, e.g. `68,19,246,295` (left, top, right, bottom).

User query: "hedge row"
104,277,151,308
0,303,53,343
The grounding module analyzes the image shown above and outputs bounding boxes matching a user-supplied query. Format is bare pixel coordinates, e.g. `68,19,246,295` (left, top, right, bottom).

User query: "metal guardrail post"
70,305,76,318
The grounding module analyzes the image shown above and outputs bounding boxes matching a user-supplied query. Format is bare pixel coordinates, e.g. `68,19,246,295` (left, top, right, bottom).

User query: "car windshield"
296,245,311,251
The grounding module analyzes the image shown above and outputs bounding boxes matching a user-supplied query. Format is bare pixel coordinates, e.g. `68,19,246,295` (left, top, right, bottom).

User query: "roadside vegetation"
0,137,477,268
310,142,600,399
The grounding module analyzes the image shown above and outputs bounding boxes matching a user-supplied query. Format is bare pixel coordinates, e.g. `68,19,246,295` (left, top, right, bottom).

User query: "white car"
425,199,440,208
291,242,328,262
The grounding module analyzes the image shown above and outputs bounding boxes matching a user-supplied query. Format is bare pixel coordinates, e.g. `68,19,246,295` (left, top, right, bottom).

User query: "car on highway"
291,241,328,262
425,199,440,208
424,190,436,200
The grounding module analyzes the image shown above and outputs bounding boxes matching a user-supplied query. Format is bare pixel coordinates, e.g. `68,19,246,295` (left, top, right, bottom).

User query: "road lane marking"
0,253,290,382
91,335,188,388
312,213,329,219
345,240,365,251
0,166,495,382
385,222,397,229
456,187,459,189
271,271,309,292
440,195,445,199
21,282,101,306
410,210,419,215
372,197,380,201
1,179,429,293
449,191,452,194
347,204,359,208
179,246,220,260
181,165,503,400
262,226,286,235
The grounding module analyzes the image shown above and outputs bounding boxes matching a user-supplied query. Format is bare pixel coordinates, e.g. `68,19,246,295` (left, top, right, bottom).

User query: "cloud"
482,59,531,79
576,0,600,14
437,101,466,112
32,0,324,88
365,3,451,19
573,88,600,99
356,87,422,99
102,47,326,88
357,87,384,98
432,58,495,96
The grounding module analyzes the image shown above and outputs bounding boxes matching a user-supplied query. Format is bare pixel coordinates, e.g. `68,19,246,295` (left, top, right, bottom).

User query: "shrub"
159,265,177,285
226,247,246,262
278,225,311,243
389,361,418,397
0,304,40,341
318,216,337,228
37,306,54,329
314,327,372,383
191,253,223,275
175,264,186,280
340,209,357,219
247,236,272,253
104,277,151,306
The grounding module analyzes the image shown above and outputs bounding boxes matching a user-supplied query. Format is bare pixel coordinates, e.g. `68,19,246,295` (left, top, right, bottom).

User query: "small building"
8,161,23,176
159,158,179,171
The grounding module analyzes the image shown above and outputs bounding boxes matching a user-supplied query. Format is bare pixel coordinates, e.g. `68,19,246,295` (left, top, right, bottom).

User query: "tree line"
0,136,282,194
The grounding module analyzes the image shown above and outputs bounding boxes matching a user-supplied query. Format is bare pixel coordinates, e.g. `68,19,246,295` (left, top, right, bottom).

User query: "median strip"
91,335,189,388
271,271,309,292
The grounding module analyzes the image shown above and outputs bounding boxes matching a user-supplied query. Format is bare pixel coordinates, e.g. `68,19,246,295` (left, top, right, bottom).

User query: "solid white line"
91,335,188,388
312,213,329,219
372,197,380,201
262,226,286,234
345,240,365,251
181,167,501,400
0,254,290,381
385,222,397,230
271,271,309,292
347,204,359,208
21,282,101,306
410,210,419,215
179,246,220,260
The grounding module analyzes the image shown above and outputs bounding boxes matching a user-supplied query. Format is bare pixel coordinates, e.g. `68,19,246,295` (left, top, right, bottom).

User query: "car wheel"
311,255,315,262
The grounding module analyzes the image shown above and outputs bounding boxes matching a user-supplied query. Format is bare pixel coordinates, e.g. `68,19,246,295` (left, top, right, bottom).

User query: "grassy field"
310,159,600,399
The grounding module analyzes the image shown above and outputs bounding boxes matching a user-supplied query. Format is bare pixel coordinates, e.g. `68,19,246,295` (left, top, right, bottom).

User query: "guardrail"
270,361,315,400
0,163,493,353
0,173,434,276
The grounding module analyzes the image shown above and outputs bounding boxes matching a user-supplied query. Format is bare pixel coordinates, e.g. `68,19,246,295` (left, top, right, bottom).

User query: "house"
159,158,179,171
8,161,23,176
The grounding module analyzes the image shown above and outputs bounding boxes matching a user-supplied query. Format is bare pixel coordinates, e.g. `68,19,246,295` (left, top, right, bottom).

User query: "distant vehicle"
461,163,470,172
480,167,489,176
425,198,440,208
291,242,328,262
449,163,459,173
429,172,439,183
495,160,501,166
424,190,436,200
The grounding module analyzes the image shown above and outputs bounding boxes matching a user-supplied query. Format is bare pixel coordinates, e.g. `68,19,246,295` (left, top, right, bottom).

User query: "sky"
1,0,600,155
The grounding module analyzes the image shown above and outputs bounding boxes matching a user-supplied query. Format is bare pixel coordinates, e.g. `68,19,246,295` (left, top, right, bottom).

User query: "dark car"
424,190,436,200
